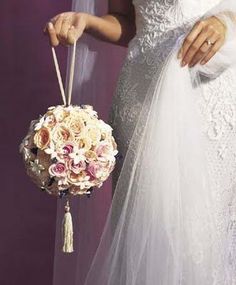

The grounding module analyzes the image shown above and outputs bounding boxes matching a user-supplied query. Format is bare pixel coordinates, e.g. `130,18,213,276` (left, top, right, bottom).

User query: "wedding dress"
110,0,236,191
52,0,236,284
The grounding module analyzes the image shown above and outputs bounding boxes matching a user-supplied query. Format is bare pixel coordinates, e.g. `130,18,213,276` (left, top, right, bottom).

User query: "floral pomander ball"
20,105,118,197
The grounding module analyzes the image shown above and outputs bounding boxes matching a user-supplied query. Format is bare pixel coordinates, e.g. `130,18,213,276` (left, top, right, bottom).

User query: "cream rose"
85,126,102,145
71,109,95,124
64,115,85,135
53,107,69,122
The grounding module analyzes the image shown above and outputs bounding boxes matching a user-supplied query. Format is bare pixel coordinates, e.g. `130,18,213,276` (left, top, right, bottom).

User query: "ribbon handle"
51,41,77,106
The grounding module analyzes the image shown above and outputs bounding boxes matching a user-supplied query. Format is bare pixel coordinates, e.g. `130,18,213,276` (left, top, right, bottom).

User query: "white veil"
52,0,236,284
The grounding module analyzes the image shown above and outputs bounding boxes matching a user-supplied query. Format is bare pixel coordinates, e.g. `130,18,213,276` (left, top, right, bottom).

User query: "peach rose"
34,127,50,150
75,136,92,150
84,150,98,161
52,125,72,144
67,170,88,185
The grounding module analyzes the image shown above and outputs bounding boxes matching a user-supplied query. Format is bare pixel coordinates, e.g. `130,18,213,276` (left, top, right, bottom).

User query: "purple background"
0,1,70,284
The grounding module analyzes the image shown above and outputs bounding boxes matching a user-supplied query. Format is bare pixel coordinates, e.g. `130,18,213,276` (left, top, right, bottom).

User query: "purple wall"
0,1,70,284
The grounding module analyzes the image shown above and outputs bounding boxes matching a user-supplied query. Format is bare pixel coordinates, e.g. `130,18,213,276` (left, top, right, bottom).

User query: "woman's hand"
44,1,135,47
178,16,227,67
44,12,88,46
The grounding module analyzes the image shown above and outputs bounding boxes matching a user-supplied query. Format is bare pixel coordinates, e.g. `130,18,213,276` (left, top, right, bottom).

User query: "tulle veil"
52,0,236,284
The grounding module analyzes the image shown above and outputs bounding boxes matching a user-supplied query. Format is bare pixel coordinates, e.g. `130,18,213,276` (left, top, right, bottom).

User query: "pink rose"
87,161,102,179
68,159,86,174
95,143,110,157
62,144,74,156
56,143,74,162
49,162,67,178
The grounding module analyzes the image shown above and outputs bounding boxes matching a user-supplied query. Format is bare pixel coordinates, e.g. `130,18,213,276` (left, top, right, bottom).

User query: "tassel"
62,200,74,253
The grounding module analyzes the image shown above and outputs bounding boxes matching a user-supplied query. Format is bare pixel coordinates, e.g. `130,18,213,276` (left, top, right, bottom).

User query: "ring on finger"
206,38,215,46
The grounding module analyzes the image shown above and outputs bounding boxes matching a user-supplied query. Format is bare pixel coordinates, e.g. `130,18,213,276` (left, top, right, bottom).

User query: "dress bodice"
132,0,222,51
133,0,222,26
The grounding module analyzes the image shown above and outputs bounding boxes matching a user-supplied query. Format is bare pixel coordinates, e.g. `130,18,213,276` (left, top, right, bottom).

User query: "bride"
45,0,236,284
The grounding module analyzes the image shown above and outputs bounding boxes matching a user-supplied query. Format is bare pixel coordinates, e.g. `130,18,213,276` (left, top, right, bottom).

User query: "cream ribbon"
51,41,77,106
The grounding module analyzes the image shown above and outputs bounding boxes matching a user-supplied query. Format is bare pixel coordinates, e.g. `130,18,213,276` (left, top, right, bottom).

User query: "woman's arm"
44,0,136,47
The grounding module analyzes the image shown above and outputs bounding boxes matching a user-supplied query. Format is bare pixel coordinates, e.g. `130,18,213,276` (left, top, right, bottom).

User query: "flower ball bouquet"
19,43,118,253
20,105,118,197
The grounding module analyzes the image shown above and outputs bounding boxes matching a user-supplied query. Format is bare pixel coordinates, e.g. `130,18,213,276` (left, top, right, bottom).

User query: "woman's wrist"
75,12,92,32
213,11,236,35
73,11,134,46
213,14,227,31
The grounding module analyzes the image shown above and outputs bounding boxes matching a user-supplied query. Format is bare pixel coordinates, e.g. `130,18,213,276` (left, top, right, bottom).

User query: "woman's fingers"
200,38,224,65
188,32,220,67
182,30,213,66
58,18,72,45
178,21,204,63
67,15,87,45
66,26,76,45
67,26,83,45
54,14,64,35
178,16,227,67
44,14,63,46
47,22,59,46
44,12,87,46
188,41,212,67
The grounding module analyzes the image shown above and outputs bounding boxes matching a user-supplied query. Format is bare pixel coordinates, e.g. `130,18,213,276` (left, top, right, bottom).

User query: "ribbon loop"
51,41,77,106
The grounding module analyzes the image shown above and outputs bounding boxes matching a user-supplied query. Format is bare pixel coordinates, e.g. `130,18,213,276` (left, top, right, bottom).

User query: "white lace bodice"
109,1,236,283
131,0,221,53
